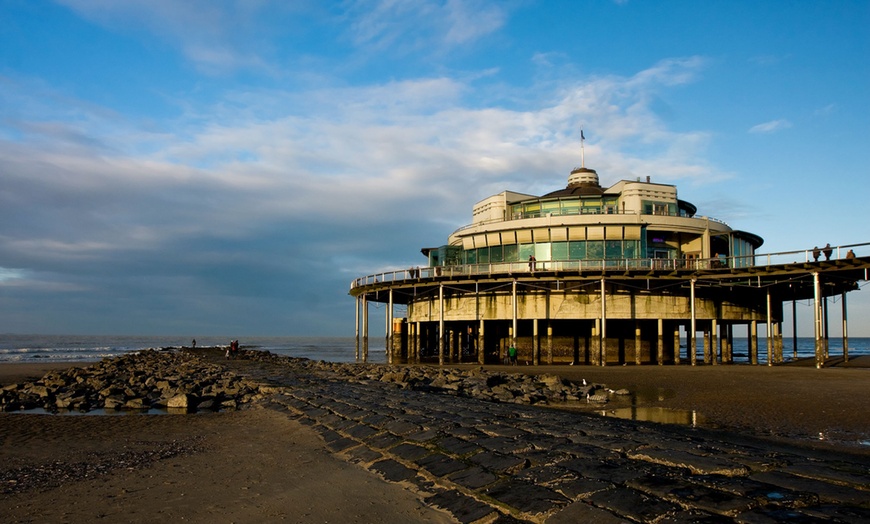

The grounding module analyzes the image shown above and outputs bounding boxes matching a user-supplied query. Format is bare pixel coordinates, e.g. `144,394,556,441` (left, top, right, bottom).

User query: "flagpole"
580,129,585,168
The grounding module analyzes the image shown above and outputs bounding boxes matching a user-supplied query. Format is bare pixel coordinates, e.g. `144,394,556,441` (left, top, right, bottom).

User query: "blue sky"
1,0,868,337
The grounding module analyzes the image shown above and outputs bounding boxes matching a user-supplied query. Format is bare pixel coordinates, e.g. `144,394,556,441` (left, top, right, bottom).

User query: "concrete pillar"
766,288,773,366
512,280,518,352
657,318,664,366
634,322,642,365
726,324,733,363
792,299,799,359
547,324,553,365
592,320,601,366
750,321,758,365
774,322,783,363
814,272,823,368
533,318,540,365
690,279,697,366
703,329,711,364
823,297,830,359
600,278,607,366
449,329,455,363
355,296,360,360
415,321,421,363
673,326,681,365
712,319,719,365
438,283,444,366
842,291,849,363
477,319,485,365
387,289,393,364
362,294,369,362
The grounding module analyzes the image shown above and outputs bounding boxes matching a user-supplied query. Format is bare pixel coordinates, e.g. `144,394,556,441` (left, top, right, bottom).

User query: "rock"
167,393,193,409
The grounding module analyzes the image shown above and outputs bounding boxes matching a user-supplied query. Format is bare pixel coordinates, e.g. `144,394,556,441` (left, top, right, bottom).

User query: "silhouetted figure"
812,246,820,262
823,243,833,260
846,249,856,259
528,255,536,272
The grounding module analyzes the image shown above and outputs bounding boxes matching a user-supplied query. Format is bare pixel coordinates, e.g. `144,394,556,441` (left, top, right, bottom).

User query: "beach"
1,355,869,522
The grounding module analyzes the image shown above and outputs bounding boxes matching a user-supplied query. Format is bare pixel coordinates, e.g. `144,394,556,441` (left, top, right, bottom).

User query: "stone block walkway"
238,359,870,523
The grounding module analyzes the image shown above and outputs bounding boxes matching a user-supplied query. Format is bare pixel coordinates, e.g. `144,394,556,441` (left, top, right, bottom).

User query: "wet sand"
0,390,453,523
484,356,870,447
1,358,868,522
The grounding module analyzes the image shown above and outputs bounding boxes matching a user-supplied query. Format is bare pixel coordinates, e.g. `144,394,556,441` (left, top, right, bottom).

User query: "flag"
581,130,585,140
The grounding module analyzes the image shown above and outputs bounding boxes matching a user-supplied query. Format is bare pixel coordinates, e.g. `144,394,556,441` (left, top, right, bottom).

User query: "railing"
350,242,870,290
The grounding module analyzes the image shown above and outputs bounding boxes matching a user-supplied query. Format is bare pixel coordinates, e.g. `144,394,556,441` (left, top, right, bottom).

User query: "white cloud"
749,119,792,134
344,0,506,50
0,58,724,283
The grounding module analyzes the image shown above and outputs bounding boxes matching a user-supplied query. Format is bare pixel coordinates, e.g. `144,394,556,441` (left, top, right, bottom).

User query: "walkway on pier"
351,243,870,369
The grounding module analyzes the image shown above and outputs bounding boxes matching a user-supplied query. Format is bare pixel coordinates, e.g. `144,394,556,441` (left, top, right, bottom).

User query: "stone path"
229,357,870,523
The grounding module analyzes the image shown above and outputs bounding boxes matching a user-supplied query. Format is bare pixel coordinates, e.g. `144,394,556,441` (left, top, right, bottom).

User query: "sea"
0,335,384,365
0,334,868,365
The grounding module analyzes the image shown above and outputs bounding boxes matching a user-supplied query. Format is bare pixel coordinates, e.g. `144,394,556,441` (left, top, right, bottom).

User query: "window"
569,241,586,260
586,241,603,259
605,240,623,259
552,242,569,260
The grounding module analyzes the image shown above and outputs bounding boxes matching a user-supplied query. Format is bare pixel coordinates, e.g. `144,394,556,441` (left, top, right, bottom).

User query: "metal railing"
350,242,870,290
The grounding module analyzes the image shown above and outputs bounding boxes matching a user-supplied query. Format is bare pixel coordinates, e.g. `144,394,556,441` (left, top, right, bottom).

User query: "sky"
1,0,868,338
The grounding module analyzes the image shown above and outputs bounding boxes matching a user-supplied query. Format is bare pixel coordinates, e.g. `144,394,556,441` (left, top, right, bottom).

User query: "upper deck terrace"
349,242,870,303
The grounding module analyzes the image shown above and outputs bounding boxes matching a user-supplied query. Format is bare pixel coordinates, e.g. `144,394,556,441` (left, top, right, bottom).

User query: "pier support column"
792,299,799,359
415,321,421,362
547,324,553,365
712,319,719,365
362,295,369,362
842,291,849,363
814,272,823,368
823,297,830,359
690,279,697,366
448,329,455,363
512,280,518,355
600,278,607,366
726,324,734,363
592,320,601,366
703,329,711,364
774,322,783,363
387,289,393,364
673,326,681,365
750,321,758,365
438,283,444,366
355,296,360,360
533,319,540,365
657,318,664,365
477,320,485,365
766,289,773,366
634,322,642,365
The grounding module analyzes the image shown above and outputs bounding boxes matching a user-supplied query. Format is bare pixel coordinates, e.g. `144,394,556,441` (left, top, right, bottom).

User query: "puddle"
595,406,706,426
564,385,707,427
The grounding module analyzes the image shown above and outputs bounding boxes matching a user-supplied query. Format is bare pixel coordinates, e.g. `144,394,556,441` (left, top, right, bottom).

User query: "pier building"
350,162,870,368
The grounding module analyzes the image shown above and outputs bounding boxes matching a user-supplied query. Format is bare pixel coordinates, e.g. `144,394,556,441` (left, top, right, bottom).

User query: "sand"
1,357,868,522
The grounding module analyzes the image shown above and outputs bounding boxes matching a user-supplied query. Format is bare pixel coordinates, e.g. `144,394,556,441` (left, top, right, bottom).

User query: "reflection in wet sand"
596,406,706,426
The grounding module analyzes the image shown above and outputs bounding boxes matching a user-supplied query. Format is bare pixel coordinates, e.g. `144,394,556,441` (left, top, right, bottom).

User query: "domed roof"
541,167,604,197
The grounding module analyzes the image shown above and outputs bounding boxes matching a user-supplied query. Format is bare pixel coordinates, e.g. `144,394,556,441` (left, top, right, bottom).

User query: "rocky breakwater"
242,350,626,407
0,350,265,413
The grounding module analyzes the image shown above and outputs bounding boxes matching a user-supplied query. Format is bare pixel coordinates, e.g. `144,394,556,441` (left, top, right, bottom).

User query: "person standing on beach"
192,339,196,349
508,344,518,365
